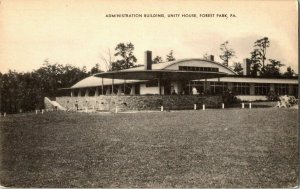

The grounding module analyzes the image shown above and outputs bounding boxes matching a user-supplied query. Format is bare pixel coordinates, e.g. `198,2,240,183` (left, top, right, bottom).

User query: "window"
190,81,205,93
210,82,227,94
254,83,270,95
275,84,289,95
179,66,219,72
146,80,158,87
233,83,250,95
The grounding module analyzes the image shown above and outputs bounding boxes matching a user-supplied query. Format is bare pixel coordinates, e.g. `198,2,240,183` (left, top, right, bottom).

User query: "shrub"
222,90,241,105
267,90,279,101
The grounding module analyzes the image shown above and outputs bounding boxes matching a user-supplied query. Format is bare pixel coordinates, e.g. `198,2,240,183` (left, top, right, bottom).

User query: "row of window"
179,66,219,72
145,80,295,96
189,82,293,95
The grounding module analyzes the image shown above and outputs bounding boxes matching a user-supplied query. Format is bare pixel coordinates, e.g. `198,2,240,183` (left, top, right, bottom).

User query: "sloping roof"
120,58,237,75
162,58,237,75
71,76,145,89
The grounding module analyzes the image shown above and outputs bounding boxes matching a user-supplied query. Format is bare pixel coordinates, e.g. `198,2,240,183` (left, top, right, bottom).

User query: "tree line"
0,60,102,114
218,37,295,77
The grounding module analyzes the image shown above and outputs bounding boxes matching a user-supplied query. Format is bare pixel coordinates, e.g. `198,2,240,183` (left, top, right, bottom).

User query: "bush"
222,90,241,105
267,90,279,101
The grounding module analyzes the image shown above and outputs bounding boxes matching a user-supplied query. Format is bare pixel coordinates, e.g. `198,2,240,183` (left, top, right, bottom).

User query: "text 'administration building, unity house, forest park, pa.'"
45,51,298,111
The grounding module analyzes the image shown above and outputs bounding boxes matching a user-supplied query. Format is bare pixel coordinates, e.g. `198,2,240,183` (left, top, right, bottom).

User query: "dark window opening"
179,66,219,72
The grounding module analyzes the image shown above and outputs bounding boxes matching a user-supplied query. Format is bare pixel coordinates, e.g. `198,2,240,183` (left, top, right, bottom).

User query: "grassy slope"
0,109,298,187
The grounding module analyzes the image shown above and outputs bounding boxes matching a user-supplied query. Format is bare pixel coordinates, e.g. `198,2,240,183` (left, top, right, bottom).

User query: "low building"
68,51,298,101
49,51,297,111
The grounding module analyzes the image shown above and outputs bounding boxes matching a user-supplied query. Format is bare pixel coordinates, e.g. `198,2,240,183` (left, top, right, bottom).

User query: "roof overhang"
94,70,228,80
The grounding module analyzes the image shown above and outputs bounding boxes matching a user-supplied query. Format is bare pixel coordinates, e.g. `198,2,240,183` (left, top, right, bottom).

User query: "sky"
0,0,298,73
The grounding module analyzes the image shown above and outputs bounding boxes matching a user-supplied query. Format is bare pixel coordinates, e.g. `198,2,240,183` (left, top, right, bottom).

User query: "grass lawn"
0,108,298,187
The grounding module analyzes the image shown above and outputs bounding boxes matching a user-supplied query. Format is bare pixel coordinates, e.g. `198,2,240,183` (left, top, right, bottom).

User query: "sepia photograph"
0,0,298,188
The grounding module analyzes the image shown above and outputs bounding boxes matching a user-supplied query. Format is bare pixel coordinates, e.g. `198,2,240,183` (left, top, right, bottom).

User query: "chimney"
208,55,214,61
144,51,152,70
242,58,251,76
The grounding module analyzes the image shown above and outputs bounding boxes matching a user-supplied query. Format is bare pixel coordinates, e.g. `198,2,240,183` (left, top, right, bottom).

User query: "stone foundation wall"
53,95,223,111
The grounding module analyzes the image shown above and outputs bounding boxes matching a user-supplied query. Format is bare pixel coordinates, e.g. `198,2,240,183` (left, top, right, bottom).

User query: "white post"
4,112,6,117
242,103,244,109
41,109,44,114
115,106,118,113
85,107,88,113
161,106,163,112
222,103,224,109
194,104,197,110
35,110,38,114
202,104,205,110
249,103,252,109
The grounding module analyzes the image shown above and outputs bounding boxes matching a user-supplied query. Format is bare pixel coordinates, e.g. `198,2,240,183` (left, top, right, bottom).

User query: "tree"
219,41,235,67
100,48,115,71
232,62,243,75
153,56,163,64
89,63,103,75
250,49,262,76
111,42,137,71
166,50,176,62
283,66,295,77
254,37,270,68
0,60,89,113
263,59,284,77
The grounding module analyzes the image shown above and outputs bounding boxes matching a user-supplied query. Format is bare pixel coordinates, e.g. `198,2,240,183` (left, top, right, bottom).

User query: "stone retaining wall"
51,95,223,111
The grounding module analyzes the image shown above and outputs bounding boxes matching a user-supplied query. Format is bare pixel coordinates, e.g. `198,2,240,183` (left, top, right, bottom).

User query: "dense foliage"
0,60,101,113
111,43,137,71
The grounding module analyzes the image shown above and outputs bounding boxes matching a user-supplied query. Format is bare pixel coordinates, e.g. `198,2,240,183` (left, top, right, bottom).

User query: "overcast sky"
0,0,298,73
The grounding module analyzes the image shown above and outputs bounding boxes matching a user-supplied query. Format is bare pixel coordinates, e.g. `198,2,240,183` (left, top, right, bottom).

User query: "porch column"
111,78,114,95
124,80,126,95
70,89,74,97
130,85,136,95
85,88,90,97
204,79,207,91
78,89,82,97
101,77,104,95
117,85,122,95
95,87,99,96
106,87,111,95
158,78,161,95
250,83,255,95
